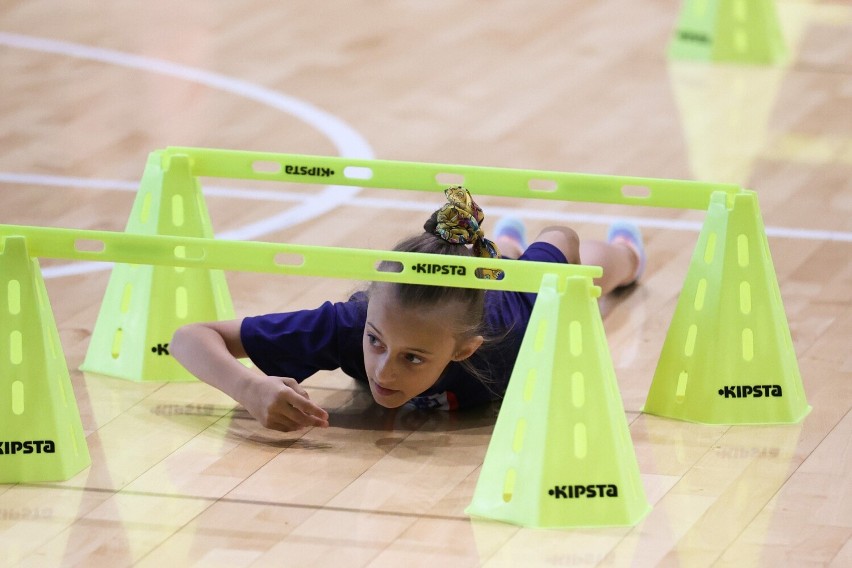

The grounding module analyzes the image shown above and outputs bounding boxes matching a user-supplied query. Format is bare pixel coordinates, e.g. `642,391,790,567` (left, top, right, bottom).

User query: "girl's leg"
494,217,644,296
580,240,638,295
581,222,646,295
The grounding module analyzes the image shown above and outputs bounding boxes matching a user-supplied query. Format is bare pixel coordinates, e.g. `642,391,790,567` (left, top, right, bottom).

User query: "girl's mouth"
371,378,400,397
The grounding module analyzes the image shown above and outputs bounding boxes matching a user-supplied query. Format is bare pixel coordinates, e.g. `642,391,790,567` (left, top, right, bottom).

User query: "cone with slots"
669,0,787,65
81,151,235,381
466,274,650,528
645,190,810,424
0,236,90,482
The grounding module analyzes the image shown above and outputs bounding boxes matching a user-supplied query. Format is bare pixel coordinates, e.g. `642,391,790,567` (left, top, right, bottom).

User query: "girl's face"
363,285,483,408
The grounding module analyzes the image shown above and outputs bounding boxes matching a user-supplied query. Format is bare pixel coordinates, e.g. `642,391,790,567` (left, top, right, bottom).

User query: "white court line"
0,32,371,158
0,32,373,278
3,172,852,247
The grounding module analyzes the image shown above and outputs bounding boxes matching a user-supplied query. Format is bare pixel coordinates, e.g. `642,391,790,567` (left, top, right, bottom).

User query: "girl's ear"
452,335,484,361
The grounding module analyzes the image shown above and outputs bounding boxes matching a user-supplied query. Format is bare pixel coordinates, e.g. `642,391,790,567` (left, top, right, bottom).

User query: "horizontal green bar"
165,146,742,210
0,225,601,295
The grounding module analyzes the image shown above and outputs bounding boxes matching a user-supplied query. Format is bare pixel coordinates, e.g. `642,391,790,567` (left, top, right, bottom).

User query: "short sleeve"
240,294,368,383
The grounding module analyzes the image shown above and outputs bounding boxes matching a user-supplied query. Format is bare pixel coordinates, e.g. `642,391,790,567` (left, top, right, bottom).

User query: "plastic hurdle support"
0,237,90,483
466,273,651,527
645,191,811,424
81,152,235,382
669,0,787,65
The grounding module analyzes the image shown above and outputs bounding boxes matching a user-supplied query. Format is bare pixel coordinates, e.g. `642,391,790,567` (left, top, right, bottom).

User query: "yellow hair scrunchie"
433,186,500,258
432,186,503,280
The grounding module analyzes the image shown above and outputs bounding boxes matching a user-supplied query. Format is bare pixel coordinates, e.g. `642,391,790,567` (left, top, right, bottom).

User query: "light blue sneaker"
493,216,528,258
607,221,646,285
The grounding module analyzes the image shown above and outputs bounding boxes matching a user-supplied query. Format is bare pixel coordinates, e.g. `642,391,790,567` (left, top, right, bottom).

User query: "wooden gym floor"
1,1,851,566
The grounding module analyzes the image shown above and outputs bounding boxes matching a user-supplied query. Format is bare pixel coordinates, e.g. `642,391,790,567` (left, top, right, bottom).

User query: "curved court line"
0,31,372,278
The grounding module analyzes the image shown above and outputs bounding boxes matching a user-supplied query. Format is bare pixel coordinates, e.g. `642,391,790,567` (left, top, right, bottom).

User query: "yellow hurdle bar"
0,224,602,296
164,146,742,211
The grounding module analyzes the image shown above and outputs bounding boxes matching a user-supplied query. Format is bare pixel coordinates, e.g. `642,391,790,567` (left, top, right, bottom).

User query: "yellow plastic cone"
645,190,810,424
0,236,90,482
81,151,235,381
466,274,650,528
669,0,787,65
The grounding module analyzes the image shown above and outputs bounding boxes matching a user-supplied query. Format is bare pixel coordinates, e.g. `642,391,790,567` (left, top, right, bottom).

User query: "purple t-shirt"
240,242,567,410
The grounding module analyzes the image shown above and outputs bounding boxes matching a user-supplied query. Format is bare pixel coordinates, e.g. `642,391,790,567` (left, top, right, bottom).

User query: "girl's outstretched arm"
171,321,329,431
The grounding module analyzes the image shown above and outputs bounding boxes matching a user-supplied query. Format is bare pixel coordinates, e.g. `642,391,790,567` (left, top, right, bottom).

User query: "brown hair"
369,212,485,336
367,213,498,386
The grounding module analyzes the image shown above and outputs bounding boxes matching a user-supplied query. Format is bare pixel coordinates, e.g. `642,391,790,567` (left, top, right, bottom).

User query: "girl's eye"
405,354,423,365
367,333,382,348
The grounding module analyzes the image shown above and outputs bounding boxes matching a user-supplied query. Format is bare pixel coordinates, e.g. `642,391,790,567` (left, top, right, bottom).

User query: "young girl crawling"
171,187,645,431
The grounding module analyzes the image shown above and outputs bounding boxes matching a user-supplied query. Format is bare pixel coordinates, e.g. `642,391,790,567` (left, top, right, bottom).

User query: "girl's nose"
375,356,395,384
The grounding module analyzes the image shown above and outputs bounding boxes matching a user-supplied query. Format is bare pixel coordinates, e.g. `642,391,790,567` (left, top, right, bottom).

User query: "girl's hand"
242,376,330,432
170,321,329,432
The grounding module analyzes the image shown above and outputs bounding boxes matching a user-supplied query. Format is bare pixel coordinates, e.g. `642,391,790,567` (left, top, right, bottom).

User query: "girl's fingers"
273,383,329,427
290,395,329,422
283,377,311,400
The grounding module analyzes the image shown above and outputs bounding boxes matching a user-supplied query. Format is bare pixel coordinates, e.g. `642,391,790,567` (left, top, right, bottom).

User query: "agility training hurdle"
1,223,650,527
0,146,810,528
